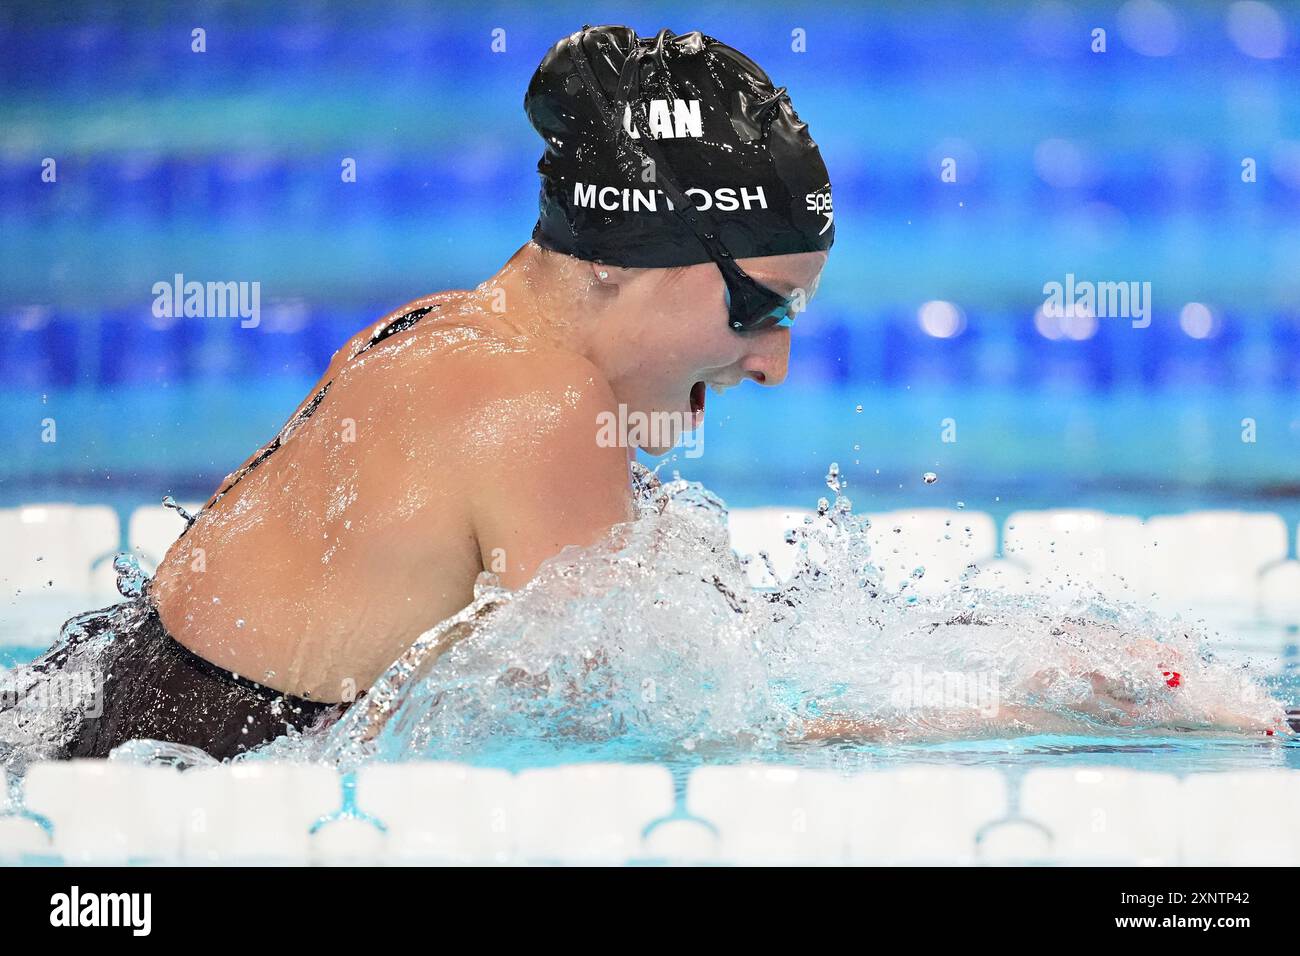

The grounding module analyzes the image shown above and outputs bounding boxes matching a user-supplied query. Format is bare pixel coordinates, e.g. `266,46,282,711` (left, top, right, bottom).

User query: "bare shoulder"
440,345,634,587
305,292,467,392
366,297,634,585
427,338,619,451
341,290,471,357
348,292,627,494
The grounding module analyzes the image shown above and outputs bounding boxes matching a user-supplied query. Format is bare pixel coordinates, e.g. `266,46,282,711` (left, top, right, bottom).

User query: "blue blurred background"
3,0,1300,523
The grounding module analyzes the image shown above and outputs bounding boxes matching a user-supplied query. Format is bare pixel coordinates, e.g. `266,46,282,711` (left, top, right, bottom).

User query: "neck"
480,242,609,358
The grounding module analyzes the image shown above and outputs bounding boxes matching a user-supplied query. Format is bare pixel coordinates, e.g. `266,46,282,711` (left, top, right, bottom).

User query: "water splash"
1,464,1288,771
112,552,148,599
291,463,1283,768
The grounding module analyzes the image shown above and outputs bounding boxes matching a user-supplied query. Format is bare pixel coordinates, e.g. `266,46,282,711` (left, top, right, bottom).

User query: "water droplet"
824,462,841,494
112,552,148,599
162,495,197,528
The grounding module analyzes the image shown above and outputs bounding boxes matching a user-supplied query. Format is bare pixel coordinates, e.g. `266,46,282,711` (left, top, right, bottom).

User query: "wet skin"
151,242,827,702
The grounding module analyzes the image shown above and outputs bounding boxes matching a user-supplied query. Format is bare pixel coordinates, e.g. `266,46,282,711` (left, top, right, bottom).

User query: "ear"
590,262,638,287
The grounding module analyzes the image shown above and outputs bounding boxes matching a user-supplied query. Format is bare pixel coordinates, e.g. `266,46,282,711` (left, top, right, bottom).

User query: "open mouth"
689,380,706,421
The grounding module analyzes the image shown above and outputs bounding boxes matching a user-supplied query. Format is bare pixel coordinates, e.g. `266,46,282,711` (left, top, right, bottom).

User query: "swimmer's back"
151,290,633,701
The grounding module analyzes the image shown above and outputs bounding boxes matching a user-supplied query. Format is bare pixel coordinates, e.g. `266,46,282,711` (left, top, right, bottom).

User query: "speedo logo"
574,182,768,213
622,99,703,139
806,184,833,235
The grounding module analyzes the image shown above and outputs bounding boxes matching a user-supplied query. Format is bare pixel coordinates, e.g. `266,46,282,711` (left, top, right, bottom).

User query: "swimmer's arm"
465,355,634,590
795,707,1080,743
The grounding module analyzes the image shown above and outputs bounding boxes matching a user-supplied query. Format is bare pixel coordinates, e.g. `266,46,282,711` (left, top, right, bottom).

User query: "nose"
741,327,791,387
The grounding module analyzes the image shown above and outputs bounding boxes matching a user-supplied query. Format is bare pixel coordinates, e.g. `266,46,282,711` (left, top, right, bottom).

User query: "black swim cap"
525,26,835,268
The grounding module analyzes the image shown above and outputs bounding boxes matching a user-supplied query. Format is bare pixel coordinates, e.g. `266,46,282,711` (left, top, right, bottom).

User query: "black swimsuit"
27,593,339,760
22,304,441,761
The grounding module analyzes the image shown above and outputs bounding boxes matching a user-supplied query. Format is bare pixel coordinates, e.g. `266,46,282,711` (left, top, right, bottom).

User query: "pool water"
4,459,1300,866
